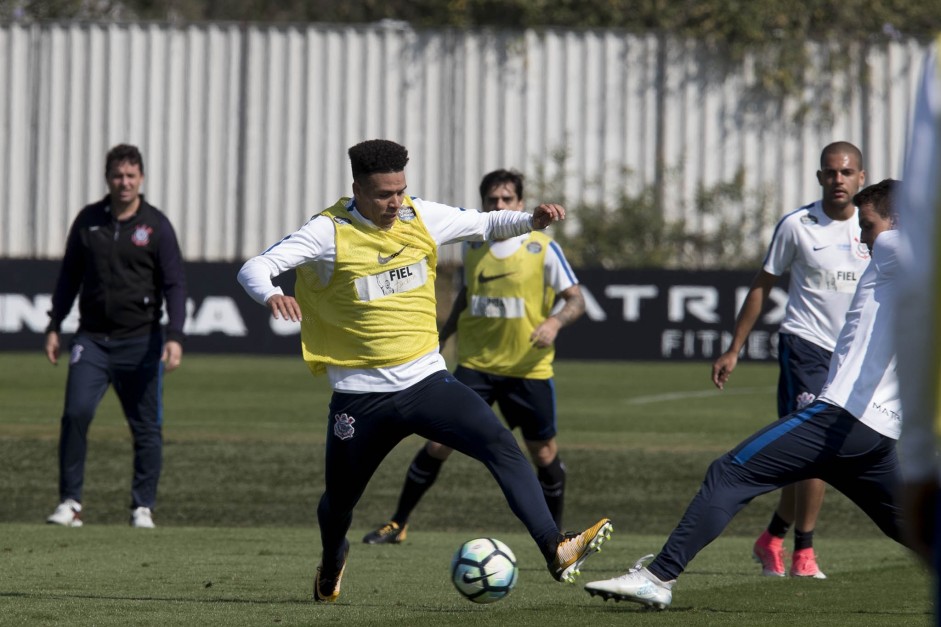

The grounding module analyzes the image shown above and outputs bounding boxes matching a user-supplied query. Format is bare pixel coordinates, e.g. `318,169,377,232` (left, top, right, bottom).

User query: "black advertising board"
0,260,785,361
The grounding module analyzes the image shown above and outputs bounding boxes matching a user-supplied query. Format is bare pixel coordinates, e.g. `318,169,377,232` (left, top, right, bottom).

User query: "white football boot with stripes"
585,554,674,610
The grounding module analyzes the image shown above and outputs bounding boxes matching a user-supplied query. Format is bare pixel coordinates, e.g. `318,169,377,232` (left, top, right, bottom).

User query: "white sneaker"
130,506,156,528
584,554,674,610
47,499,83,527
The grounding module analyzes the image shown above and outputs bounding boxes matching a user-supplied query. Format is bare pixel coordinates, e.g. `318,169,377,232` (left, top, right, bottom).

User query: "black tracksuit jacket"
46,195,187,344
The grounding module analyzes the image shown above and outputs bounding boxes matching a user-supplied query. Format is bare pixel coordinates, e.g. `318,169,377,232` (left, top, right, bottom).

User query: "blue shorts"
454,365,557,442
776,332,832,418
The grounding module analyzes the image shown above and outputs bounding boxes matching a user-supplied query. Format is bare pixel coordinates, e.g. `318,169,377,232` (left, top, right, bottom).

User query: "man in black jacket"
44,144,186,529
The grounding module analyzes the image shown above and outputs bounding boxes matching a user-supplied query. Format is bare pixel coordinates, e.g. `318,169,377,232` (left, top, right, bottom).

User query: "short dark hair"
853,178,899,220
478,169,524,204
820,141,863,170
348,140,409,181
105,144,144,176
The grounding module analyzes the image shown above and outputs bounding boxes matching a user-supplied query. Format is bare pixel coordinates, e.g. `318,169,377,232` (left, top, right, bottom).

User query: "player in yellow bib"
363,169,584,546
238,141,611,603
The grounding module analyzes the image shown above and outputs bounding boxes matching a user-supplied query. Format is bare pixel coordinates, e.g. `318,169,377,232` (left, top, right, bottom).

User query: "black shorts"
776,332,832,419
454,365,557,441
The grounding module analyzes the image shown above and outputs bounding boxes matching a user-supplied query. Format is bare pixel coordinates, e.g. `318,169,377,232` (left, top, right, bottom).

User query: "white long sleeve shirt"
238,196,538,392
819,230,901,439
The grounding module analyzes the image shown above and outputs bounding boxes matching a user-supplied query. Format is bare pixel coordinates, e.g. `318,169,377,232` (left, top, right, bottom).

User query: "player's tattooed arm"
531,285,584,348
551,285,585,327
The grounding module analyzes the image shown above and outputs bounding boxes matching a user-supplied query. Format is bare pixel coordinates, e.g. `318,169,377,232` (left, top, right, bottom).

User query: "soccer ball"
450,537,518,604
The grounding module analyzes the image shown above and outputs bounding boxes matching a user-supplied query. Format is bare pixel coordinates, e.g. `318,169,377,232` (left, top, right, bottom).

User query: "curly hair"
105,144,144,176
348,140,409,181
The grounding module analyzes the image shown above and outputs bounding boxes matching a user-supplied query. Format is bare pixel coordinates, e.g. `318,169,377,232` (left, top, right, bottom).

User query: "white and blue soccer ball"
450,537,518,604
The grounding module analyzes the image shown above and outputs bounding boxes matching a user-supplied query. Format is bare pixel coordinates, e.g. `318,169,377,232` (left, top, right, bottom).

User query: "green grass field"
0,353,932,625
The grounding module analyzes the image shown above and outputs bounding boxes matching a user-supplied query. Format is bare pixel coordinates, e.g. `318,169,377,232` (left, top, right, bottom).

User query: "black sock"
767,512,790,539
391,447,444,524
537,456,566,529
794,528,814,551
543,535,563,562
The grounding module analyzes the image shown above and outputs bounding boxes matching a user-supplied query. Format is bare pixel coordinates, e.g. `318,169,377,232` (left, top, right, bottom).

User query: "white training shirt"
237,197,538,392
819,230,901,439
896,44,941,481
462,234,579,294
763,200,871,351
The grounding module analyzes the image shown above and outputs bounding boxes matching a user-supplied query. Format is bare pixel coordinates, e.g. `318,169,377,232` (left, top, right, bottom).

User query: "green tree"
531,150,773,270
6,0,941,36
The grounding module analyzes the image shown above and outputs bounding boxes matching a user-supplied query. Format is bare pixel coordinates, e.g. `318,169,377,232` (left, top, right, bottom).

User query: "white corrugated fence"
0,21,928,262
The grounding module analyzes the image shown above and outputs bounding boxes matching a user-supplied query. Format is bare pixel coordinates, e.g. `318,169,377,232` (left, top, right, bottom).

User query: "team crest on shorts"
132,225,153,247
795,391,816,409
397,206,416,221
333,413,356,440
526,241,543,254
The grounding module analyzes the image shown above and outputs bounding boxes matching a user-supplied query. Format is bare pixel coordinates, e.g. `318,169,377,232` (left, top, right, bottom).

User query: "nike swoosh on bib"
378,246,408,265
478,271,515,284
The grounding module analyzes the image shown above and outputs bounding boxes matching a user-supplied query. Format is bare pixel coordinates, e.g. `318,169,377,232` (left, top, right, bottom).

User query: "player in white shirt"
586,180,904,610
362,170,584,545
237,140,611,603
712,141,870,578
895,40,941,626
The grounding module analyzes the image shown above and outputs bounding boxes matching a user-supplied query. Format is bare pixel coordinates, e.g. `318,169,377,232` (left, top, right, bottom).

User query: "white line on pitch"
624,386,775,405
